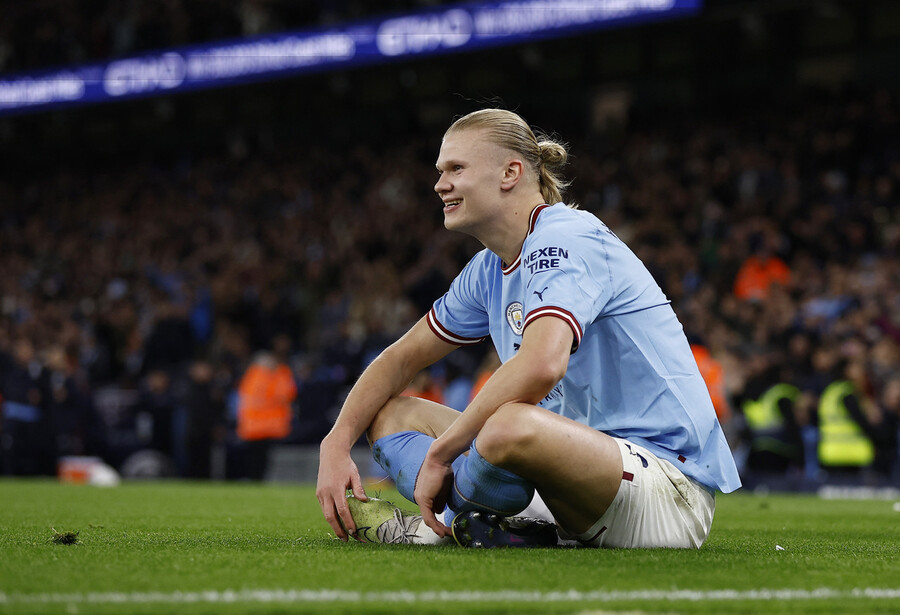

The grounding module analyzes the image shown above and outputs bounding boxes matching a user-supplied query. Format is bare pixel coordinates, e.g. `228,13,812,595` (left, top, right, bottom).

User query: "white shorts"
519,437,716,549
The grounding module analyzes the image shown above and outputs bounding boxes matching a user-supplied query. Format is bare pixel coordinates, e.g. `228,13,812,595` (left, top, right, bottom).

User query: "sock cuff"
469,440,528,483
450,440,534,517
371,430,434,504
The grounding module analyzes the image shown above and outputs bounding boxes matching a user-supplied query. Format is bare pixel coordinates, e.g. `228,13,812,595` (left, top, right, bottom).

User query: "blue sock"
449,440,534,517
371,432,534,518
371,431,467,504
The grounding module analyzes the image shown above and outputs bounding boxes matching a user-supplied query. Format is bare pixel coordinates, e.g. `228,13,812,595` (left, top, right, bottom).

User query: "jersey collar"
501,203,551,275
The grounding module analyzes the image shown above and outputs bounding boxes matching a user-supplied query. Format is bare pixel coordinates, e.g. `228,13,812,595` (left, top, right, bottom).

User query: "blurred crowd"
1,87,899,486
0,0,449,73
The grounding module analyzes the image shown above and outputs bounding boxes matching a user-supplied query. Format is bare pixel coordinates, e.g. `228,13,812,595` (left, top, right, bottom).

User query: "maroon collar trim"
501,204,551,275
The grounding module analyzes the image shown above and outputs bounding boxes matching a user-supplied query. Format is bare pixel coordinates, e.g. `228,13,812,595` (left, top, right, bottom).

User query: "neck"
476,199,546,265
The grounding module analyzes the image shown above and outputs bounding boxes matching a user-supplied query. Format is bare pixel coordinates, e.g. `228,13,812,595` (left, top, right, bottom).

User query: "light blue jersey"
428,203,741,493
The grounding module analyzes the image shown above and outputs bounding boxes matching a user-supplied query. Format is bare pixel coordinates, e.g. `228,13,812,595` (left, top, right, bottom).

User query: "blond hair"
445,109,570,205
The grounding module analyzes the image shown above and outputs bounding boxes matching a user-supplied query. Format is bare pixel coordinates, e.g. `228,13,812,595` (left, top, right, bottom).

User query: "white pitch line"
1,587,899,605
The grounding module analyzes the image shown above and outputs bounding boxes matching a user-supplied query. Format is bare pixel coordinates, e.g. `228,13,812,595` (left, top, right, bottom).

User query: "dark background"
1,0,898,486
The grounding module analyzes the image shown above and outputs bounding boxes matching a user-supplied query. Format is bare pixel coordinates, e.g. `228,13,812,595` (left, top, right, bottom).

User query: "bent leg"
474,403,624,535
366,396,533,516
449,443,534,516
366,396,462,504
367,395,460,443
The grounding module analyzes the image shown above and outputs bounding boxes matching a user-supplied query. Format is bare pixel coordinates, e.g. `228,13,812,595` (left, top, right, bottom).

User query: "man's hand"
316,437,368,542
414,448,455,538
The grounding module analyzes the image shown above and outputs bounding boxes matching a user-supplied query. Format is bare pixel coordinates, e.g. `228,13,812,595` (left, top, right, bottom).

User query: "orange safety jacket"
733,255,790,301
691,344,731,423
237,363,297,441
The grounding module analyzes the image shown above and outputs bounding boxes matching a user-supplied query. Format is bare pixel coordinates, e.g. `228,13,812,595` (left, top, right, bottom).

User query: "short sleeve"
428,253,491,346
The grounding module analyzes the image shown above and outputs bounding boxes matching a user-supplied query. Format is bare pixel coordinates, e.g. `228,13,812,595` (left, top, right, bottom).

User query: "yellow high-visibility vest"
817,380,875,467
743,383,798,431
743,383,799,456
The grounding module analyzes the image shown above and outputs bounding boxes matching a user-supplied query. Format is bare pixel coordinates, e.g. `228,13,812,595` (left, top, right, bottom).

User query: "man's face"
434,128,510,234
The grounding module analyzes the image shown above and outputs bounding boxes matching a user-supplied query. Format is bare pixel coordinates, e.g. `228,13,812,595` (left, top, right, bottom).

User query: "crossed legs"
367,395,624,535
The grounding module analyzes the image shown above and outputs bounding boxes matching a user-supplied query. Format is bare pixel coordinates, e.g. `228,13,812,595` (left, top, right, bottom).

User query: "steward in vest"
236,352,298,480
817,379,875,471
691,343,731,425
741,382,803,474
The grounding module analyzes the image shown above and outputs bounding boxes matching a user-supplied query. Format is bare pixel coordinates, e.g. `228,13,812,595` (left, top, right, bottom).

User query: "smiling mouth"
443,199,462,212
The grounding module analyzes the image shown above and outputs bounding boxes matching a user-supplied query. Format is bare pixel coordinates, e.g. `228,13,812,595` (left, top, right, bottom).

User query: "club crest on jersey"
506,302,524,335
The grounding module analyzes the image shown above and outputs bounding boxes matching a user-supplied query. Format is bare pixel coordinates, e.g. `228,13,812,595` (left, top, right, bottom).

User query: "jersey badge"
506,302,524,335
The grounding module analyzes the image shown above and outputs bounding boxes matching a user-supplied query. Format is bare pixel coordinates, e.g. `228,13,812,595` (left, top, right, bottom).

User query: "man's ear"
500,159,524,191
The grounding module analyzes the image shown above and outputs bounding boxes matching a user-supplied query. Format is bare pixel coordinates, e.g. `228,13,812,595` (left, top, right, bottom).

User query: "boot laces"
376,509,421,544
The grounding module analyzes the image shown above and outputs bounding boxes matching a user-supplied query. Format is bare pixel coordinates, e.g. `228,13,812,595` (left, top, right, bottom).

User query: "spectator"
45,343,95,459
183,360,225,479
873,375,900,480
816,359,877,478
733,233,791,302
137,370,178,461
235,350,297,480
691,341,732,425
0,338,54,475
735,351,804,478
402,370,444,405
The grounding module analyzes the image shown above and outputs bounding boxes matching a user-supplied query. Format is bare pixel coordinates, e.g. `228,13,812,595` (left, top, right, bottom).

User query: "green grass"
1,479,898,614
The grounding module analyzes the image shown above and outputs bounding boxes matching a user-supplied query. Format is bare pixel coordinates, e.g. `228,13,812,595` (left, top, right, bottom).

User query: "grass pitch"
0,478,898,614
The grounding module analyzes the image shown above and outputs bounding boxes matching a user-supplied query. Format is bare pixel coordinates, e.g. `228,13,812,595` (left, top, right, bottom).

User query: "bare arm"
316,316,458,540
414,316,574,535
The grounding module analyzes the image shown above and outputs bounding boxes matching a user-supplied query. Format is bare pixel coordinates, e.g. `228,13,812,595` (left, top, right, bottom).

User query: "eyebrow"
436,158,462,171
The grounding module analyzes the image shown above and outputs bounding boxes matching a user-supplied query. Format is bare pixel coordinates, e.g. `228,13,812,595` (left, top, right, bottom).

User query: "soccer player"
316,109,741,548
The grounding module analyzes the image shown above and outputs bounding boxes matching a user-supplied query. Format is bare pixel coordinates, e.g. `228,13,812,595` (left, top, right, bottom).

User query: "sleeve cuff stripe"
523,306,583,348
427,309,486,346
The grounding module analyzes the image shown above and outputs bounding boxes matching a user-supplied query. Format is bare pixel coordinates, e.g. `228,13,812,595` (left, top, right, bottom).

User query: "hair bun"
538,140,568,169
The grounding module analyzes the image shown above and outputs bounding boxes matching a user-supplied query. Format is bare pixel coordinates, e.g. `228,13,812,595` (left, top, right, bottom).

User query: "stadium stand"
0,0,440,73
1,1,898,487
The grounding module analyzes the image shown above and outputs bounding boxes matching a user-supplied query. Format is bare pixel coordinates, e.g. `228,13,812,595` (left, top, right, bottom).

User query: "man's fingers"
434,478,451,514
350,473,368,502
333,493,357,540
329,511,349,542
420,503,451,538
323,505,348,542
320,491,352,541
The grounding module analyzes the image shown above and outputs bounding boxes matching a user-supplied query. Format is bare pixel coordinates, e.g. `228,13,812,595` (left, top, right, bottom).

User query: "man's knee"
366,397,409,445
366,396,458,444
475,403,541,466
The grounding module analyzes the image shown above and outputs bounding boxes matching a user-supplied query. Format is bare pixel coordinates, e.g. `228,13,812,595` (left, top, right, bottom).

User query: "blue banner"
0,0,701,117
